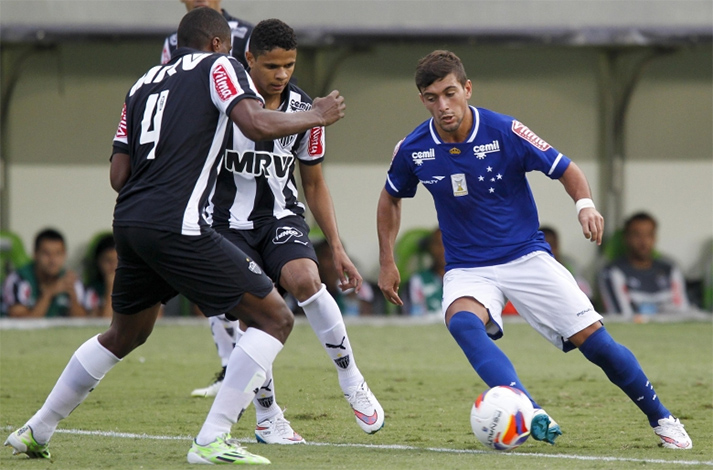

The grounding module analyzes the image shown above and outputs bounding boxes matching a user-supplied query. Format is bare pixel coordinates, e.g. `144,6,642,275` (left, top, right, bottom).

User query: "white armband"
575,198,596,215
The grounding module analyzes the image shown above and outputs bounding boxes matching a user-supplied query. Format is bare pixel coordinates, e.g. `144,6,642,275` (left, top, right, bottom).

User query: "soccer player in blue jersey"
5,8,346,465
376,50,692,450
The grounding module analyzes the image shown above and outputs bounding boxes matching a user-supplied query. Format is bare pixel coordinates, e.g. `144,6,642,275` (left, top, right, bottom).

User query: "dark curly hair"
249,18,297,57
415,50,468,92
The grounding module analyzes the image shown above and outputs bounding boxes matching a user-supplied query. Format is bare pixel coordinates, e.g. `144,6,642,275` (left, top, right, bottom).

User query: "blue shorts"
112,226,273,316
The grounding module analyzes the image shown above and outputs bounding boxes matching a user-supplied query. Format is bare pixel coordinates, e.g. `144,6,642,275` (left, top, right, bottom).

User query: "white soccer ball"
470,385,534,451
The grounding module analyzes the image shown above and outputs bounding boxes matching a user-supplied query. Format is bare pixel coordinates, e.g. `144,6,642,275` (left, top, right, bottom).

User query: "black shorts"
112,226,273,316
215,216,318,286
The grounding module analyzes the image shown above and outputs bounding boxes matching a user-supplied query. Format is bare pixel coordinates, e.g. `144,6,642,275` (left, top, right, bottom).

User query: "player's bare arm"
230,91,345,142
110,152,131,192
300,161,362,292
558,162,604,245
376,188,404,306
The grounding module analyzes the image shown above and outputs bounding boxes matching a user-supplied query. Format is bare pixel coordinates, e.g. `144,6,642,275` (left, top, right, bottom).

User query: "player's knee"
99,327,151,358
290,275,322,302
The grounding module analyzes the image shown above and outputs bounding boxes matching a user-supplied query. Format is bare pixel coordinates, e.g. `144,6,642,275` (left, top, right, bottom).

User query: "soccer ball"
470,385,534,451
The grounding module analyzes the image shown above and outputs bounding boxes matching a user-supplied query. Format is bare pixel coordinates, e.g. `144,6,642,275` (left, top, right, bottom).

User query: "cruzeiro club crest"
246,258,262,275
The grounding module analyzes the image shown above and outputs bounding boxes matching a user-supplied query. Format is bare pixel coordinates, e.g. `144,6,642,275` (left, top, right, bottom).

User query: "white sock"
299,284,364,391
234,325,281,423
253,368,282,423
28,335,120,443
210,315,238,367
196,328,283,445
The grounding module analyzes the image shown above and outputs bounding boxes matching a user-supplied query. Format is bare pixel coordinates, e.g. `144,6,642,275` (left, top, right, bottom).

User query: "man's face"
246,48,297,100
419,73,472,135
35,240,66,278
625,219,656,262
181,0,221,12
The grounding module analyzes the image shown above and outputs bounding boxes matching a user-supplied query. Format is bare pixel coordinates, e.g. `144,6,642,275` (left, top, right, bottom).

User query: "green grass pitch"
1,318,711,469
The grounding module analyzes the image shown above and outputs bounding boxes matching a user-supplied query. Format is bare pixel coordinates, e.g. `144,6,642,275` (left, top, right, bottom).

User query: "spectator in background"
161,0,253,67
598,212,690,322
83,234,118,318
407,227,445,316
2,228,86,318
314,239,376,316
540,226,593,300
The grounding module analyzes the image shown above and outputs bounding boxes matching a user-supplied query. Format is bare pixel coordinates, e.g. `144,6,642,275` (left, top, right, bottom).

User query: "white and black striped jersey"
161,10,253,69
112,48,263,236
208,83,325,230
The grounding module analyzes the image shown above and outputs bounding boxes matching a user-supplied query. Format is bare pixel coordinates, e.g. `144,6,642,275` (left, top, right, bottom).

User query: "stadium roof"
1,0,711,47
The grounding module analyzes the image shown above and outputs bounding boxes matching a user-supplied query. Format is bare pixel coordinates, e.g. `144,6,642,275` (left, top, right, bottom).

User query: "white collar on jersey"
428,105,480,145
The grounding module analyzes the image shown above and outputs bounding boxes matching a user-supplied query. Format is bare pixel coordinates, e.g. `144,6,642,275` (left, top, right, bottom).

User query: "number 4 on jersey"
140,90,169,160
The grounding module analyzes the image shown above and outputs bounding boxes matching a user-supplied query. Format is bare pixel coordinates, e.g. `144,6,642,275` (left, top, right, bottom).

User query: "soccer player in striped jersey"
5,9,346,465
195,18,384,444
161,0,253,69
377,50,692,450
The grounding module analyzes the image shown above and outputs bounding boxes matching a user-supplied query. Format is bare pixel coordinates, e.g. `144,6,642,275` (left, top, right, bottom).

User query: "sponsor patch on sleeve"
114,103,128,141
212,63,238,101
511,120,551,151
308,127,324,157
391,139,404,163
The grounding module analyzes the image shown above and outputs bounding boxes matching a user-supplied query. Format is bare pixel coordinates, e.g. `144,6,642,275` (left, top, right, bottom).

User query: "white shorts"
442,251,602,351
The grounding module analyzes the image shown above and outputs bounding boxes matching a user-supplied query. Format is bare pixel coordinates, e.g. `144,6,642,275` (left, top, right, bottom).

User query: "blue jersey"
385,106,571,269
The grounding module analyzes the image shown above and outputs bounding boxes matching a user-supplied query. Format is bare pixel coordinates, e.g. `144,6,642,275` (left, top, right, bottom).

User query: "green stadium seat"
0,231,31,282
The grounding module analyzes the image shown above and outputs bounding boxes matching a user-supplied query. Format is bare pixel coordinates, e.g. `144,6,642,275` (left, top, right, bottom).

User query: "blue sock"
578,327,670,427
448,311,540,408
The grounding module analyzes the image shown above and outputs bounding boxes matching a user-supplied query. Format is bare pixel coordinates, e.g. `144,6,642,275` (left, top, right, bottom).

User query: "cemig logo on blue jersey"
473,140,500,159
411,148,435,165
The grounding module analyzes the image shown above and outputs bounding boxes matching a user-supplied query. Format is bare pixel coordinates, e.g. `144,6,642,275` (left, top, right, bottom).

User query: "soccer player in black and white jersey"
5,9,346,465
161,0,253,69
199,19,384,443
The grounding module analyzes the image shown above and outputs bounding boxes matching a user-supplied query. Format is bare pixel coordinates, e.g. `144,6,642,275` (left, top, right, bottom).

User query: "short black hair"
623,212,657,234
34,228,65,252
177,7,230,50
415,50,468,91
94,234,116,261
249,18,297,58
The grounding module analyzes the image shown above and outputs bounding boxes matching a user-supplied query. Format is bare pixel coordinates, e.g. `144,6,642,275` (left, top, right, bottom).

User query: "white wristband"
575,198,596,215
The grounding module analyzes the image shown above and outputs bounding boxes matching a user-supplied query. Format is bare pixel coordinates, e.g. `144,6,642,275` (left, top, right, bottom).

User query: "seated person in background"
598,212,690,321
314,239,376,316
2,228,86,318
83,234,118,318
540,226,593,300
407,227,445,316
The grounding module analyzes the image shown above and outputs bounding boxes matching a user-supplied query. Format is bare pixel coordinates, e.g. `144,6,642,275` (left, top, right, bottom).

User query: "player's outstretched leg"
5,305,160,460
191,315,237,398
578,326,692,449
447,311,561,444
298,284,384,434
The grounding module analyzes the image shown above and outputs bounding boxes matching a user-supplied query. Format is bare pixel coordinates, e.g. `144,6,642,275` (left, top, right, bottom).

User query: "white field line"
43,428,711,467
